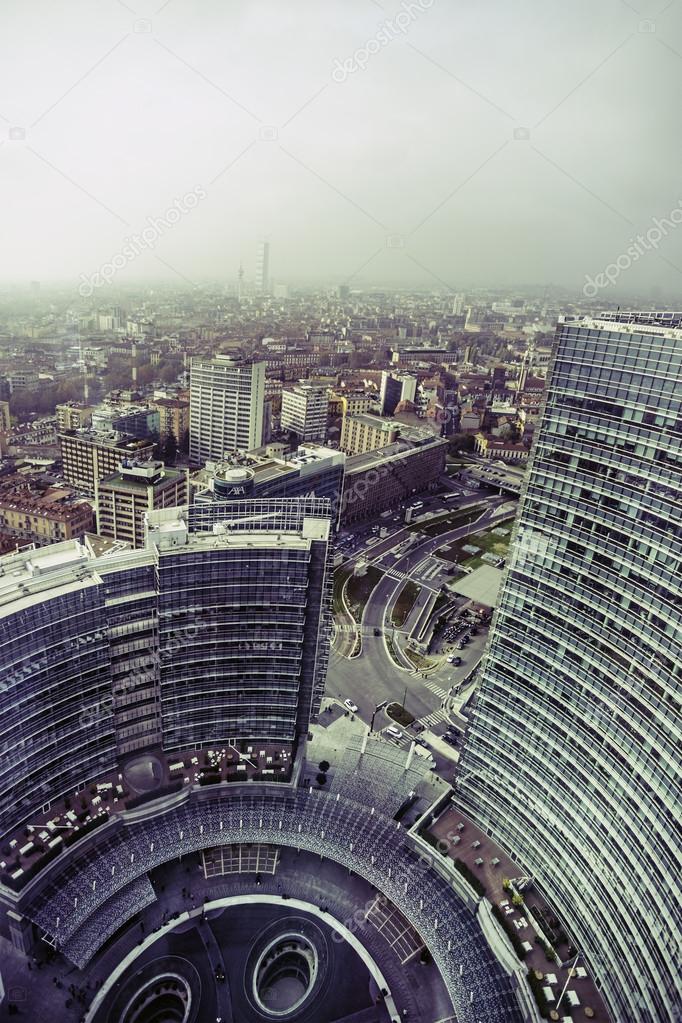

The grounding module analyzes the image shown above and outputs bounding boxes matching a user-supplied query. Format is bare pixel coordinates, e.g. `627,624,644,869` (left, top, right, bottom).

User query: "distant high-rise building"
59,431,155,494
255,241,270,295
281,382,329,443
490,366,507,396
151,397,190,444
457,314,682,1023
91,404,159,439
339,413,399,456
97,308,121,332
97,460,188,548
0,400,10,457
379,371,417,415
451,293,465,315
55,401,94,432
8,371,39,393
189,355,266,463
329,392,378,418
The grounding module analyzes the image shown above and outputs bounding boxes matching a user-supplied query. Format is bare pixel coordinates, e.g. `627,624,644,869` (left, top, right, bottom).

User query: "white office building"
255,241,270,295
189,356,265,463
281,382,329,443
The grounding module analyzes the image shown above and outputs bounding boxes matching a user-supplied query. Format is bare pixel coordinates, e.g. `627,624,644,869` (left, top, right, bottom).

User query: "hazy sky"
1,0,682,296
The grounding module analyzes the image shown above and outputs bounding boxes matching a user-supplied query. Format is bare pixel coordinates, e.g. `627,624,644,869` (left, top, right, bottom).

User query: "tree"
158,359,183,384
318,760,330,773
447,433,475,454
161,432,178,464
316,772,327,786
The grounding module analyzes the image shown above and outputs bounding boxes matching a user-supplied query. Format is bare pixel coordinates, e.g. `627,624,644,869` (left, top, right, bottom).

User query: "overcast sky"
1,0,681,296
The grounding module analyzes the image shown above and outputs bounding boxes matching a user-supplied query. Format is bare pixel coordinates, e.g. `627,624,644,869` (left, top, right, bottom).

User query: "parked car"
443,734,459,748
344,699,358,713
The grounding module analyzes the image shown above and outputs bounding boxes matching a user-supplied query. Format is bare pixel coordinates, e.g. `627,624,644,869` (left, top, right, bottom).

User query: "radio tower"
78,332,89,404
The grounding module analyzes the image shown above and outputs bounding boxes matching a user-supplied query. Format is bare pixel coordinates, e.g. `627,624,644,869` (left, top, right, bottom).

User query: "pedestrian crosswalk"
423,678,448,699
384,568,408,582
418,707,450,728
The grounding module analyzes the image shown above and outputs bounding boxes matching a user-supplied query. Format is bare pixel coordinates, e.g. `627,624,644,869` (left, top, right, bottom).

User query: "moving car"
344,699,358,713
386,725,402,739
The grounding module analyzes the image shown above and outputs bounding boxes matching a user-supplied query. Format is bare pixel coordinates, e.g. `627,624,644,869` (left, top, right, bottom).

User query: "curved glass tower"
0,498,333,847
457,315,681,1023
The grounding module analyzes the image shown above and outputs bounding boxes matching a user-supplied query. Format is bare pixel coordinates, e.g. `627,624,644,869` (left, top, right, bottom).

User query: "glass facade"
158,499,333,747
457,317,681,1023
0,499,333,844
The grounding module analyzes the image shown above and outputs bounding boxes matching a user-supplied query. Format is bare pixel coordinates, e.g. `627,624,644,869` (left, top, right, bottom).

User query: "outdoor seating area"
0,742,294,890
427,803,611,1023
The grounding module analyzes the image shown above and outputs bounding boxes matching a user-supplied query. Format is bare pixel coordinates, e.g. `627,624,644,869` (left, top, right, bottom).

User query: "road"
327,494,512,744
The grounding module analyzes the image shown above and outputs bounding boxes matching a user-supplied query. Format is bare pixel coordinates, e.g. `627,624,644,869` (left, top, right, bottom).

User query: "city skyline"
0,296,678,1021
0,3,680,1020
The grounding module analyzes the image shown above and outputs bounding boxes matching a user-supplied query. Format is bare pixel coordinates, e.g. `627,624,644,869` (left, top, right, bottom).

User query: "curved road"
328,497,510,727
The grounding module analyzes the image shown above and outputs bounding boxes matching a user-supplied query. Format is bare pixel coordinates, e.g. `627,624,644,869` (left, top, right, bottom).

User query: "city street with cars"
327,476,515,778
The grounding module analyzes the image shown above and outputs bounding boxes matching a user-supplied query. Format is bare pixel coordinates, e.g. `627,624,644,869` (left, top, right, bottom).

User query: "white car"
386,725,402,739
344,699,358,713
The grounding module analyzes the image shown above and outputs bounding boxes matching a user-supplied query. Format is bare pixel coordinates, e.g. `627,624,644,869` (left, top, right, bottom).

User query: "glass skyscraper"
0,498,333,847
457,315,681,1023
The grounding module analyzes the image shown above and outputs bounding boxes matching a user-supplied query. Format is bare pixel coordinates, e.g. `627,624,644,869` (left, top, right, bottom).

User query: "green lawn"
391,580,421,627
407,504,485,538
345,565,384,621
404,647,435,671
387,702,415,726
438,522,513,569
332,565,354,615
